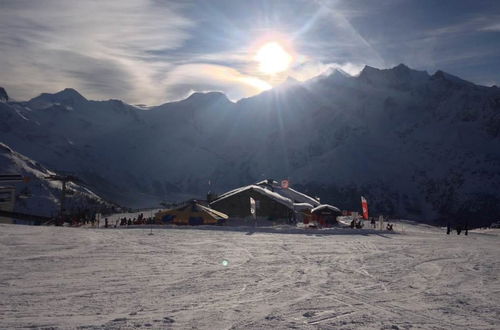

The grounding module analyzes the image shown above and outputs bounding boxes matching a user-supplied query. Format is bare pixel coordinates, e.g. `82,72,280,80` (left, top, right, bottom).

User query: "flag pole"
148,209,153,235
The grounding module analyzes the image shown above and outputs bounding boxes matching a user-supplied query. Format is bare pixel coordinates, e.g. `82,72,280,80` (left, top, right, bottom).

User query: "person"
350,219,355,228
446,222,451,235
456,224,462,235
104,217,108,228
465,222,468,236
371,218,376,228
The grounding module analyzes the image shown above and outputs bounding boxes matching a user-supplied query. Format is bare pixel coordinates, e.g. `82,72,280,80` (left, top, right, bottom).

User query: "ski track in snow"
0,223,499,329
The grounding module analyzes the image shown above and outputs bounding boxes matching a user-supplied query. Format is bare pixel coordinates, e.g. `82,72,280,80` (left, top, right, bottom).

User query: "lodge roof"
211,185,294,209
255,180,320,206
311,204,341,214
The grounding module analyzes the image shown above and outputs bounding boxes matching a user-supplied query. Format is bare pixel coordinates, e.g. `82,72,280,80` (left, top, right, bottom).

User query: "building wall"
0,186,15,223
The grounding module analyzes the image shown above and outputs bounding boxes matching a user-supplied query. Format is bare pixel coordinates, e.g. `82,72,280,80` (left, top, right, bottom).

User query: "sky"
0,0,499,105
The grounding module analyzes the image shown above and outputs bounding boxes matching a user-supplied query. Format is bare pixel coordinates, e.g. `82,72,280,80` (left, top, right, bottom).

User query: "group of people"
446,222,468,235
348,217,394,231
350,218,364,229
368,217,393,231
101,213,155,228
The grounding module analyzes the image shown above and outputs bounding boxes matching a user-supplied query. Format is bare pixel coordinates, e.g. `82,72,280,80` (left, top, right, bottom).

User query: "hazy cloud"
0,0,193,103
161,63,271,102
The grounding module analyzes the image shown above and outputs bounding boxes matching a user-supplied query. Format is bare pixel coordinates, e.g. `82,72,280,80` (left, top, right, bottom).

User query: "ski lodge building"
209,179,342,225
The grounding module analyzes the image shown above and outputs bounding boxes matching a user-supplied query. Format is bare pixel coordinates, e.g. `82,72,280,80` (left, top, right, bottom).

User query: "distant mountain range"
1,64,499,226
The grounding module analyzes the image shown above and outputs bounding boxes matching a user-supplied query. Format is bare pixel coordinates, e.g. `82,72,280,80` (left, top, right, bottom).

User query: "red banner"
361,196,369,220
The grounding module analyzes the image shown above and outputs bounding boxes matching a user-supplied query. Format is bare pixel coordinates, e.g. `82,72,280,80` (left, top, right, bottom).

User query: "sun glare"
255,41,293,74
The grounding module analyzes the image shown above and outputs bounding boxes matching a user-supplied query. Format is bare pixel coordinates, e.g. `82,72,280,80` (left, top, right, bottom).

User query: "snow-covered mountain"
0,143,113,217
0,87,8,102
1,64,499,226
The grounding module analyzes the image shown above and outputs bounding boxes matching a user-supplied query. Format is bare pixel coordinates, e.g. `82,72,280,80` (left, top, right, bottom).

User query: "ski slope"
0,222,498,329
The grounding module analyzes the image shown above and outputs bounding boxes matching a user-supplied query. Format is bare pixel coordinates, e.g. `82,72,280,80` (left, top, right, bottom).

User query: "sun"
255,41,293,74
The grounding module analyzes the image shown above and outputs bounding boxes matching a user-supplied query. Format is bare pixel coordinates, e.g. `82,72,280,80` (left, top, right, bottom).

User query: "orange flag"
361,196,369,220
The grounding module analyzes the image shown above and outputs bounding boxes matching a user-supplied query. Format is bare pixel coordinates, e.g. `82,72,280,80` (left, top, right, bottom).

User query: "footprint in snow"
163,316,175,323
303,311,315,318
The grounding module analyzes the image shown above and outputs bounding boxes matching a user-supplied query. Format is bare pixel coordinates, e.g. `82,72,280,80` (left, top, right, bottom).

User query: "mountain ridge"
1,63,499,226
3,64,492,107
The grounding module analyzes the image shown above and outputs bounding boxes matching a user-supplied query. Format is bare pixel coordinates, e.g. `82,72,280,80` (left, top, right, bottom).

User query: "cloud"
161,63,271,102
1,0,390,105
480,23,500,32
0,0,194,104
290,60,363,81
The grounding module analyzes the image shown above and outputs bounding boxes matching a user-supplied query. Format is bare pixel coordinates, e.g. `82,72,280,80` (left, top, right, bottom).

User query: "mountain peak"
331,68,351,77
392,63,411,73
54,88,87,101
275,76,300,89
431,70,473,87
359,65,380,76
28,88,88,108
358,63,429,89
0,87,8,102
185,91,232,104
360,63,413,78
394,63,409,69
284,76,299,84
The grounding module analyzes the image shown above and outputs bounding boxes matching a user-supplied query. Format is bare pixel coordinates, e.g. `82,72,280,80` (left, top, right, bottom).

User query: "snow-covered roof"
311,204,341,214
197,204,228,219
278,187,320,206
255,180,320,206
163,202,229,220
211,185,294,209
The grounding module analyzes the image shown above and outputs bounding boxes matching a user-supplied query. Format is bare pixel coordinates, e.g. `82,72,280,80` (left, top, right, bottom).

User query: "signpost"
379,215,384,230
148,209,154,235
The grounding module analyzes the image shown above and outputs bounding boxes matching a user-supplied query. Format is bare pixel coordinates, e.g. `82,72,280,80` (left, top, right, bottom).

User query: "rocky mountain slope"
0,142,114,217
1,64,499,225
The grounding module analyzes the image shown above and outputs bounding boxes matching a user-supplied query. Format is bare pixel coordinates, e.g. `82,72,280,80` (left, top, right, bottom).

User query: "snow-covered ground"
0,222,498,329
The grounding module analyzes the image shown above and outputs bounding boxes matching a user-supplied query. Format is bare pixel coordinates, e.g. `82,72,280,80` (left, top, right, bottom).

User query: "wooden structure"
209,185,294,221
310,204,342,226
155,200,228,225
